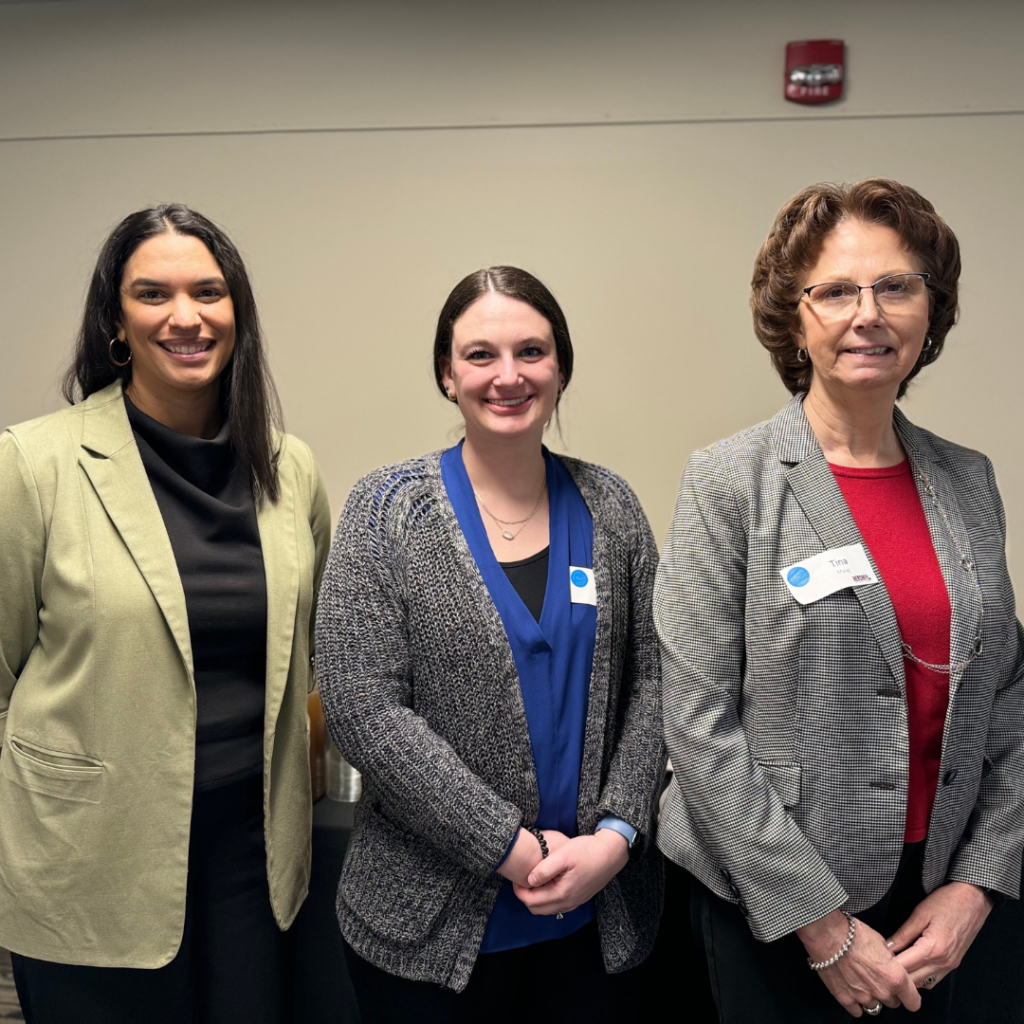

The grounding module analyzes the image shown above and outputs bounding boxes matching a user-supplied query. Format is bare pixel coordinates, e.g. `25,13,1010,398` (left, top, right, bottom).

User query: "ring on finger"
864,1004,882,1017
923,975,936,988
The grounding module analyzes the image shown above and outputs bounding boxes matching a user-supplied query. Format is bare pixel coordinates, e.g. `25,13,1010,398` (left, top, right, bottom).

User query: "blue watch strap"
596,815,637,849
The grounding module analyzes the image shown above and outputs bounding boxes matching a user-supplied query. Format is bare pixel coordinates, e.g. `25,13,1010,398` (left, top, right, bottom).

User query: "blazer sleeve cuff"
947,846,1022,901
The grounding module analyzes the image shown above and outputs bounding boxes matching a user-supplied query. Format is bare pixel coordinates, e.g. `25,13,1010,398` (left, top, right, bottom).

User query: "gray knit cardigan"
316,450,665,992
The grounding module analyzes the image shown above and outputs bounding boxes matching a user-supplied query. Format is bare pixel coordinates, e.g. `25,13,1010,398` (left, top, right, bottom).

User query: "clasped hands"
496,826,630,917
797,882,993,1018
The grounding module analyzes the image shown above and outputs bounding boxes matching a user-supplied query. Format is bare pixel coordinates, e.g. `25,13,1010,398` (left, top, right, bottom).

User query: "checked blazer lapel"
895,411,982,691
77,383,194,683
774,398,906,690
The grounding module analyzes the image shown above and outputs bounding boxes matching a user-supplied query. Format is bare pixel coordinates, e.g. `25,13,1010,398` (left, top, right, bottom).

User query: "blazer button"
721,867,733,882
961,557,974,572
738,901,749,917
943,769,959,786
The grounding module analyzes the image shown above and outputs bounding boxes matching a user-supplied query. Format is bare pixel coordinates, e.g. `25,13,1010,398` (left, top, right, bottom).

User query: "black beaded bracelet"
527,827,549,859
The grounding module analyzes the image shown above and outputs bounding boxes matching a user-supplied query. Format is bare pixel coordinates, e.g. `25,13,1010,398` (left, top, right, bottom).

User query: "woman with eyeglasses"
655,179,1024,1022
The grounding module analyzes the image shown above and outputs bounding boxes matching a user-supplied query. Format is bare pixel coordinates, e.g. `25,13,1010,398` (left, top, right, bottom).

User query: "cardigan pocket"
340,812,458,946
1,735,105,804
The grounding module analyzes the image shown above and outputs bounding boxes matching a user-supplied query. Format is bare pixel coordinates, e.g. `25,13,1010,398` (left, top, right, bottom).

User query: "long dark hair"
63,204,282,503
432,266,574,401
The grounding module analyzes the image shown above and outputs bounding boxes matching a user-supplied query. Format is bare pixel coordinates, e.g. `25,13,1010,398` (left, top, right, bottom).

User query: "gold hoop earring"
109,337,132,367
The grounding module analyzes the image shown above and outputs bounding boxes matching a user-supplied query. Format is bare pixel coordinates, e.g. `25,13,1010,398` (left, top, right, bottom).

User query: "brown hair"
750,178,960,399
64,204,282,503
432,266,573,401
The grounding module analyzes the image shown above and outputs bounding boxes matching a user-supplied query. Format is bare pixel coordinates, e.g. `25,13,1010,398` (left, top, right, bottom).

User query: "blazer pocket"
757,760,801,808
1,735,105,804
341,813,458,946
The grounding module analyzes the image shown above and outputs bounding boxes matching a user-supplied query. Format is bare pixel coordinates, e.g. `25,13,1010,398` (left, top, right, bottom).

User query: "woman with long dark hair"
316,267,665,1022
0,205,331,1024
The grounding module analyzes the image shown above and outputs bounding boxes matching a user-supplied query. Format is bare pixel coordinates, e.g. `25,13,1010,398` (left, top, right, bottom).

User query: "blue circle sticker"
570,569,589,588
787,566,811,588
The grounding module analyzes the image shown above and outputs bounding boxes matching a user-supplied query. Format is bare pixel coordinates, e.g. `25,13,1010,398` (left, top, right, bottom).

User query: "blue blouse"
441,442,598,952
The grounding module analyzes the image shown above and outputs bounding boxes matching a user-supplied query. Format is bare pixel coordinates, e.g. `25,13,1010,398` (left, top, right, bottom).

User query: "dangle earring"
108,337,132,367
796,348,809,364
557,377,565,397
923,337,933,350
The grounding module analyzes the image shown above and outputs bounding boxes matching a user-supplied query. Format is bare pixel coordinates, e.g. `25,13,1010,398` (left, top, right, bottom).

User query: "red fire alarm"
785,40,844,104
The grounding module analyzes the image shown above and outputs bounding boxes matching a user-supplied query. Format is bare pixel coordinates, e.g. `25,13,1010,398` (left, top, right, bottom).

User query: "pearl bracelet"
807,912,856,971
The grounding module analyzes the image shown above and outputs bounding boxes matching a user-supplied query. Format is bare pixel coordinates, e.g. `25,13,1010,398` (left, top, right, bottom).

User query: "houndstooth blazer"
316,452,665,992
655,395,1024,944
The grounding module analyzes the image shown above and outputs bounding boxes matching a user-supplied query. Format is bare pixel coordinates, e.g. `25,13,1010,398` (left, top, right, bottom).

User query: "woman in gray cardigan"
316,267,664,1021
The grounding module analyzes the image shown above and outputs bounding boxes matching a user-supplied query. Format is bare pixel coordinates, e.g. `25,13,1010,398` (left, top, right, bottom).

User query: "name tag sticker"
780,543,878,606
569,566,597,606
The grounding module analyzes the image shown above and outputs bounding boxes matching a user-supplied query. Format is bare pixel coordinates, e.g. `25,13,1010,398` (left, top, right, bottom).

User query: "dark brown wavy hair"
63,204,282,503
751,178,960,400
432,266,574,403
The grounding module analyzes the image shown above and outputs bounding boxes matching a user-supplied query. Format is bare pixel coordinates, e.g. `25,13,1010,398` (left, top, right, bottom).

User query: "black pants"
951,856,1024,1024
693,843,954,1024
12,775,293,1024
637,856,718,1022
345,920,639,1023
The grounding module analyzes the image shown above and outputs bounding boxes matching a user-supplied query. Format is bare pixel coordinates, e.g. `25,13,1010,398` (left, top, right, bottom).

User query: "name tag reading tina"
569,566,597,606
780,543,877,606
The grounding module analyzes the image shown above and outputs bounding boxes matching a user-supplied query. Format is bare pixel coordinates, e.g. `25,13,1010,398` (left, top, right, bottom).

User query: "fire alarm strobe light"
785,40,844,105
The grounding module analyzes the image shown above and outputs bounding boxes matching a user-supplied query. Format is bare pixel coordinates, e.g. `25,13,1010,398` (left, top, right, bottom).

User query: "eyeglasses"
801,273,930,317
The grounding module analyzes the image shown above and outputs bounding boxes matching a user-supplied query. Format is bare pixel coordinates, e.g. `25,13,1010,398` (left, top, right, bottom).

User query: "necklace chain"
901,464,983,676
474,485,546,541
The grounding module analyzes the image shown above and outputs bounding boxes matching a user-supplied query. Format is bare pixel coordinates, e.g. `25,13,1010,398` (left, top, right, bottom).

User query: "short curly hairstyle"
751,178,960,400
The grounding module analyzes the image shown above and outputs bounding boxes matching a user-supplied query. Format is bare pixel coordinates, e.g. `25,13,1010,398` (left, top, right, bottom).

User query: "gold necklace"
474,485,546,541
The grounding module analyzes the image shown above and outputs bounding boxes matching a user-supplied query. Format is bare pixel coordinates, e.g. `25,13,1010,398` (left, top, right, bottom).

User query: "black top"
499,546,549,623
125,396,268,791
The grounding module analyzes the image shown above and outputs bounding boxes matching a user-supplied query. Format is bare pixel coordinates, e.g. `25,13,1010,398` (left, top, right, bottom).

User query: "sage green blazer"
0,381,332,968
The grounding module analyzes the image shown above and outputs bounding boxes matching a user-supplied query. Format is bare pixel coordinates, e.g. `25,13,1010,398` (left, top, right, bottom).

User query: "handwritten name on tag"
569,566,597,606
780,543,878,606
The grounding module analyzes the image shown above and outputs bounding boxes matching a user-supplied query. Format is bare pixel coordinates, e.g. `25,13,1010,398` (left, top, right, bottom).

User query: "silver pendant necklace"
474,485,546,541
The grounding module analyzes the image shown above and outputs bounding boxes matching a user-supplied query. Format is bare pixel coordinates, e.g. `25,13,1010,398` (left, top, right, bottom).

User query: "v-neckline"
441,441,563,646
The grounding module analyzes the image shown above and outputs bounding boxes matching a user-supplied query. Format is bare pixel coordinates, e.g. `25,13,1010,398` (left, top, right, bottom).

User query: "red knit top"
829,460,951,843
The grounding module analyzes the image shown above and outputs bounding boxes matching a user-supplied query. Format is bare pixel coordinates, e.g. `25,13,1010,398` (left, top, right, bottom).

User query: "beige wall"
2,0,1023,582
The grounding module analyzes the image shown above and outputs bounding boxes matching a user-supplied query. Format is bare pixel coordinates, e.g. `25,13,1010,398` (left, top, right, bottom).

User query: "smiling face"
797,218,930,403
118,232,236,406
440,291,562,445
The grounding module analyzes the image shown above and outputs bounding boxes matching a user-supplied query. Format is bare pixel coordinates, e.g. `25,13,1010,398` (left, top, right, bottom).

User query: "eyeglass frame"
799,272,931,311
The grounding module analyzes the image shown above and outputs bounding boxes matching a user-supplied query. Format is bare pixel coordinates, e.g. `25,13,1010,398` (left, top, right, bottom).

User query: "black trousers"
693,843,955,1024
12,774,294,1024
345,920,639,1023
951,856,1024,1024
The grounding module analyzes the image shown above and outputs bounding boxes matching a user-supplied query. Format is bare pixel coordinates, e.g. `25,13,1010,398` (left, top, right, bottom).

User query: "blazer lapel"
775,398,906,689
77,384,194,681
257,462,298,734
895,411,982,690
